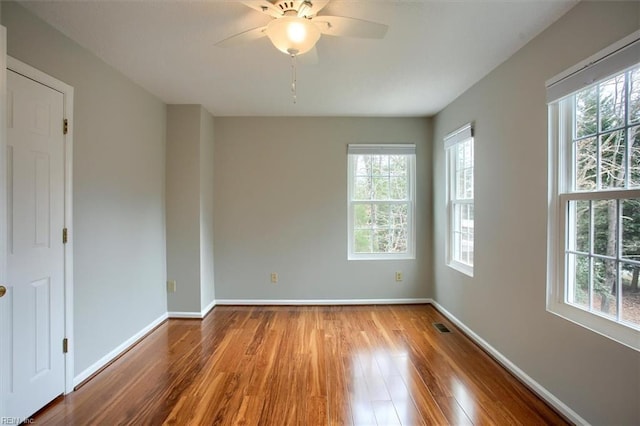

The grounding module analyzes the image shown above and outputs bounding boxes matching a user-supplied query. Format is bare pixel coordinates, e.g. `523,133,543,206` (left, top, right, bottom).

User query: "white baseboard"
168,311,201,318
429,301,589,426
201,299,216,317
73,312,168,388
215,298,431,306
168,300,216,319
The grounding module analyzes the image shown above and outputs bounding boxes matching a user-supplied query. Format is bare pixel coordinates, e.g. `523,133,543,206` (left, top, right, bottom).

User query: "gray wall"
166,105,215,313
213,117,431,301
2,2,167,375
166,105,201,312
432,2,640,424
199,108,215,311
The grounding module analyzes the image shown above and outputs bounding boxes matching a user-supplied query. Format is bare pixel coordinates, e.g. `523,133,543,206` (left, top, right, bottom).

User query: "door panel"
6,70,65,419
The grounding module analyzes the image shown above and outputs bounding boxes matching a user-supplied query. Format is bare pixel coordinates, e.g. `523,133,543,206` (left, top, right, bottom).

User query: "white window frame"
347,144,416,260
445,124,474,277
547,29,640,352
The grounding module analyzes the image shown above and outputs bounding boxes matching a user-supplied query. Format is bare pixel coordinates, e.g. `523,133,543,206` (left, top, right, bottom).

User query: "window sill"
348,253,415,261
447,260,474,277
546,300,640,352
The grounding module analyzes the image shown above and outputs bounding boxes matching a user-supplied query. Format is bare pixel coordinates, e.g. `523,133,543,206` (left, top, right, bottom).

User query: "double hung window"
547,30,640,351
445,124,474,276
347,144,416,260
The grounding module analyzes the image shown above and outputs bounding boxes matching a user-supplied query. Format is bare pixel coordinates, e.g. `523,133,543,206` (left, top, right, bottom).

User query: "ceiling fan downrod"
290,52,298,104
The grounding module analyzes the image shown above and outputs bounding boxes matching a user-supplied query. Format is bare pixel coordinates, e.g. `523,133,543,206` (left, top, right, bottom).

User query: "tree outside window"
566,65,640,328
348,145,415,260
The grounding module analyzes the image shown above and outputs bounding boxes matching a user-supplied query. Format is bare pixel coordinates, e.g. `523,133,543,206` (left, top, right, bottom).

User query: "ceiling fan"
215,0,389,57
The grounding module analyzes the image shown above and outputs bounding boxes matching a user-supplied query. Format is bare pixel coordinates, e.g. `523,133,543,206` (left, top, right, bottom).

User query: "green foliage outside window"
353,155,410,254
570,65,640,321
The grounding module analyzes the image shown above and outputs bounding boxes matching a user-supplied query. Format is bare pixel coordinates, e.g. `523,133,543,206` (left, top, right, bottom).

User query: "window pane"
354,176,372,200
464,140,473,168
464,168,473,199
592,258,617,318
593,199,617,257
463,204,474,266
355,155,371,176
390,204,408,228
567,253,590,309
389,155,407,176
371,155,389,176
354,229,372,253
620,262,640,327
453,140,473,201
575,86,597,138
456,142,469,170
374,204,390,228
629,67,640,125
622,198,640,261
390,227,407,253
452,230,461,262
600,74,626,132
569,200,590,253
461,204,474,234
453,203,461,233
452,203,473,266
372,177,389,200
600,130,626,189
354,204,372,228
459,232,468,264
452,202,461,262
630,125,640,188
390,176,407,200
575,137,596,190
455,170,465,199
373,229,390,253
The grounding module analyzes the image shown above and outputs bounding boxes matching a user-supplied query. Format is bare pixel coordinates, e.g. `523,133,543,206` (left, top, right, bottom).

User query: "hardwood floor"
34,305,570,425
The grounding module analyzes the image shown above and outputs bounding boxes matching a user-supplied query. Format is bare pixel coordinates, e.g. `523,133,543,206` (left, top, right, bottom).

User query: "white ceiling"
19,0,578,117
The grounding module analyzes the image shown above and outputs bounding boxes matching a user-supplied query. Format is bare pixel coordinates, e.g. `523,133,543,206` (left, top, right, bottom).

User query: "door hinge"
63,338,68,353
62,228,68,244
63,119,68,135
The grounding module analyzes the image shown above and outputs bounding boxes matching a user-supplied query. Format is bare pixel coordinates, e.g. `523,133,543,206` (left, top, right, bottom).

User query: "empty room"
0,0,639,425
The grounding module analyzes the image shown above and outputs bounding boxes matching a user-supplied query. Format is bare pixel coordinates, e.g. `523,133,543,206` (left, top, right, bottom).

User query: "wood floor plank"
325,332,352,426
32,305,571,425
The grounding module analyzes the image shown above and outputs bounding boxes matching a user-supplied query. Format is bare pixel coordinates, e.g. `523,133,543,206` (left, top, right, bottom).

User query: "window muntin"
348,145,415,260
445,126,474,276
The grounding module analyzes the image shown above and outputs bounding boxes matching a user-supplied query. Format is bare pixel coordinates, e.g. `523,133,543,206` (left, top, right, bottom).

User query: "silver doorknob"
0,286,6,298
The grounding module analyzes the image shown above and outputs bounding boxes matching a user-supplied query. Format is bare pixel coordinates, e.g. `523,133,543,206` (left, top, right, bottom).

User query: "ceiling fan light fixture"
266,16,320,55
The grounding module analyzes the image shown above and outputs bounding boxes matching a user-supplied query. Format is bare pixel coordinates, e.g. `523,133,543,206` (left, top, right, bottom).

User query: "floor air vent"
433,323,451,333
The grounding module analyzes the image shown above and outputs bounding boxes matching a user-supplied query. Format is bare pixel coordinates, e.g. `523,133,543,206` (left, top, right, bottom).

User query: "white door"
5,69,65,419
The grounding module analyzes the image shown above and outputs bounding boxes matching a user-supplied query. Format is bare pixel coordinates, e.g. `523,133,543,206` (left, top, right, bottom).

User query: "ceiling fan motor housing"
273,1,314,17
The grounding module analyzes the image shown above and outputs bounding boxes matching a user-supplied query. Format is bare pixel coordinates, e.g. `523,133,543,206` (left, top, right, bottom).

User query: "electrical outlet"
167,280,177,293
395,272,403,282
271,273,278,284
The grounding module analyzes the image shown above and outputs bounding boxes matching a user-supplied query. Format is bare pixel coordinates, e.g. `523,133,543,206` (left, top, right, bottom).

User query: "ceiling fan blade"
241,1,282,18
308,0,330,16
297,45,319,65
215,26,267,48
313,15,388,39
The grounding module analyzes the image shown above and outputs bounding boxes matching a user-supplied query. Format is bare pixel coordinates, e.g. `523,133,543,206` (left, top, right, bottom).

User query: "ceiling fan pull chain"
290,52,297,104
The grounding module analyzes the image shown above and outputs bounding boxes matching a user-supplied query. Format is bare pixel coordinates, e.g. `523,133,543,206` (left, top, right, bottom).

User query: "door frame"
0,26,7,418
2,56,75,400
